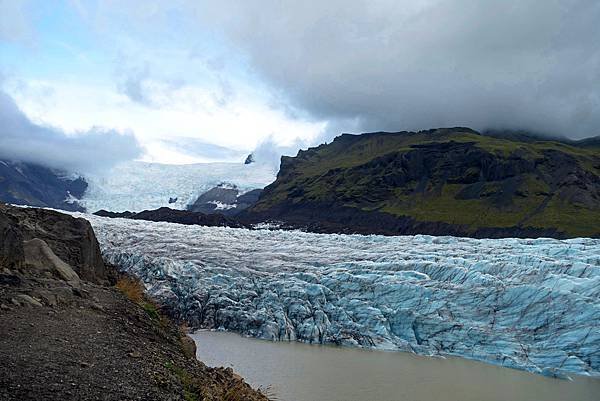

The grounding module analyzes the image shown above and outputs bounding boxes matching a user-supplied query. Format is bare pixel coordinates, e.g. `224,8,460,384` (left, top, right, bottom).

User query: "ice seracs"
74,213,600,378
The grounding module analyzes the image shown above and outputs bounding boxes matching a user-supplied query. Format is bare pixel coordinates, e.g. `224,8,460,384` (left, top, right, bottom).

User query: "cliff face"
245,128,600,238
0,160,87,212
0,204,109,283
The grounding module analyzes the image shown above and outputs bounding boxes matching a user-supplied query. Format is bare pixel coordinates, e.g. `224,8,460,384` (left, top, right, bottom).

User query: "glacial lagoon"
193,330,600,401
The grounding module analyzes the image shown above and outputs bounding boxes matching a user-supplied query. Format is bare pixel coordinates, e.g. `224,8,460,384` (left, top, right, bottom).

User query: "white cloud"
5,77,325,164
0,89,142,173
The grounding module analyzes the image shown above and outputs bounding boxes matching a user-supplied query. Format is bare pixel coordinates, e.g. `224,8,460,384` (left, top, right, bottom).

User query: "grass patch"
382,183,545,229
116,276,144,304
116,276,164,321
142,302,160,320
525,199,600,237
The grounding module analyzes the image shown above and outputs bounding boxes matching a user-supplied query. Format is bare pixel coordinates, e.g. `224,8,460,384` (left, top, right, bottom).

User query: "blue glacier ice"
74,213,600,378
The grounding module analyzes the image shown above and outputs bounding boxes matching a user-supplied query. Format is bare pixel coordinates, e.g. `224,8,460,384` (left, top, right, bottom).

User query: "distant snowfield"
80,161,277,212
73,213,600,378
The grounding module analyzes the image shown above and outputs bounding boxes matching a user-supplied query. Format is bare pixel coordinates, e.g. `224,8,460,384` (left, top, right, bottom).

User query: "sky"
1,0,599,172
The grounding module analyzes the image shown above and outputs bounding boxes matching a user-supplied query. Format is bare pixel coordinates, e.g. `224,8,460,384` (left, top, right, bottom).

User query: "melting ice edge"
76,213,600,378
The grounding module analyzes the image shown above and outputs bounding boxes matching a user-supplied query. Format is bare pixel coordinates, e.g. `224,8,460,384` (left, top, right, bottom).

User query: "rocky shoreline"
93,203,583,240
0,204,268,401
95,207,249,229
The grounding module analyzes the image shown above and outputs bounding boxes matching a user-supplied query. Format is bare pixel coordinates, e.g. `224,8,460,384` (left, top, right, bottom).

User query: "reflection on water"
192,331,600,401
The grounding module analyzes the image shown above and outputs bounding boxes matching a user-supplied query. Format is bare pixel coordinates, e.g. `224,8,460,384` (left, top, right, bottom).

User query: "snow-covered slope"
74,213,600,378
80,161,276,212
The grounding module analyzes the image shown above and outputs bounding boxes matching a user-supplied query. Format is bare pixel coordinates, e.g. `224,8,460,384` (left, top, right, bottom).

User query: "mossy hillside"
284,129,599,179
252,128,600,237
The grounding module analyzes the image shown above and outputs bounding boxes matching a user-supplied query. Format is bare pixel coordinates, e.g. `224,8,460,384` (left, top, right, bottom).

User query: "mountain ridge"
242,127,600,238
0,160,87,211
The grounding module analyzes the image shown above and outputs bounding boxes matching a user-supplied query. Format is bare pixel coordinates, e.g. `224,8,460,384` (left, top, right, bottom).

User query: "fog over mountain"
196,0,600,139
0,90,142,174
1,0,598,172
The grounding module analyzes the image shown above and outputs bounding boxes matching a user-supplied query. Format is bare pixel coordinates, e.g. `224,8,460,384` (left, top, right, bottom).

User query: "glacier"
74,213,600,378
80,161,276,212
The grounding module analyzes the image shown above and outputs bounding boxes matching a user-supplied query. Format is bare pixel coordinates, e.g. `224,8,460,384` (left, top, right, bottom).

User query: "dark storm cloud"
0,90,143,173
196,0,600,139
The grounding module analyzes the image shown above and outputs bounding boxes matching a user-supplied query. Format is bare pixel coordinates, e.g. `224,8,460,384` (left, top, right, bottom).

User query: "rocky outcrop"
0,212,24,269
95,207,248,229
236,189,263,210
244,153,255,164
0,160,87,212
94,210,135,219
0,204,110,284
0,204,268,401
23,238,81,284
244,128,600,238
188,186,239,214
188,185,263,216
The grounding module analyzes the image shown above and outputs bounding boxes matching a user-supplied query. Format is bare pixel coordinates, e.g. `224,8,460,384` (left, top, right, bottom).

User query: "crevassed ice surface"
80,161,276,212
76,214,600,378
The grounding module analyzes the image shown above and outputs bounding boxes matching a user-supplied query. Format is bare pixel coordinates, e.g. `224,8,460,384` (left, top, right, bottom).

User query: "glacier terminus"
74,213,600,379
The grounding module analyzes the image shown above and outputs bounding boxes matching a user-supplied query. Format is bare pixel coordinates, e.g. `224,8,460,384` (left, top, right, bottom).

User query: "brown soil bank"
0,204,269,401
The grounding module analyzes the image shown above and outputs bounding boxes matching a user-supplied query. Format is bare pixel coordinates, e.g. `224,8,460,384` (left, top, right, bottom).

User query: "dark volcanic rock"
188,186,239,214
188,185,264,216
95,207,247,228
94,210,135,218
0,204,110,284
0,160,87,211
244,153,255,164
0,213,24,269
236,188,263,209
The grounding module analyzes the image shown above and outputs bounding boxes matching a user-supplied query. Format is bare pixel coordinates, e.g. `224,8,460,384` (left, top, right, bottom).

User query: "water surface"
192,331,600,401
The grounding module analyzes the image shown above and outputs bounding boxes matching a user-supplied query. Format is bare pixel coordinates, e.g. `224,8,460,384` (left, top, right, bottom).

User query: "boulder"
23,238,80,284
180,334,197,359
13,294,43,307
0,205,113,284
0,204,112,284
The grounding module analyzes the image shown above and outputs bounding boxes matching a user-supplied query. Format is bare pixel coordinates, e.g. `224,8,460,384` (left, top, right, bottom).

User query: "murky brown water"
192,331,600,401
